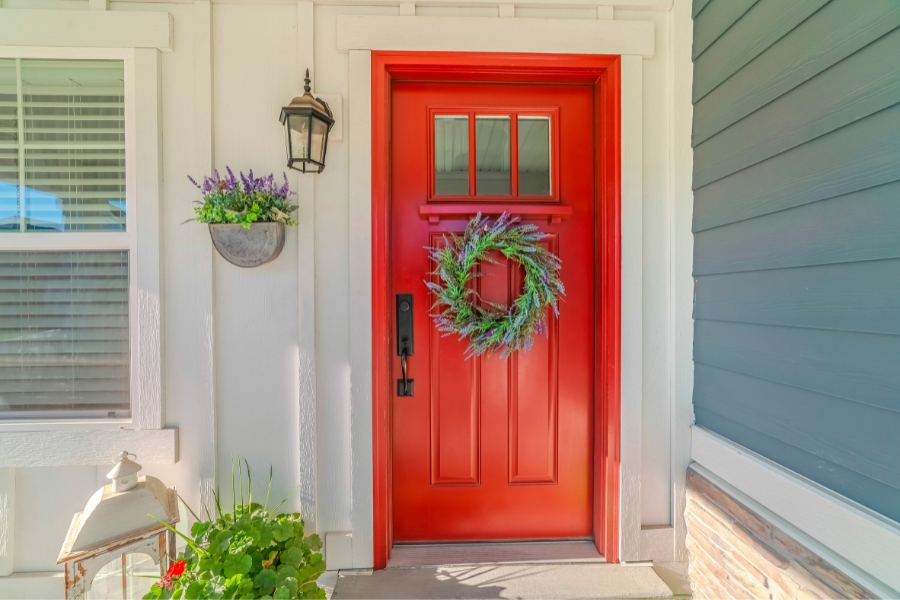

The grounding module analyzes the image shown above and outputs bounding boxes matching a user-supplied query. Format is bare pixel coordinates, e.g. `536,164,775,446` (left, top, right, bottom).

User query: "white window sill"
0,428,177,467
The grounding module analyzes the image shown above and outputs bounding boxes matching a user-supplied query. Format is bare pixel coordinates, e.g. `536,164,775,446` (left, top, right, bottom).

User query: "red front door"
390,81,596,543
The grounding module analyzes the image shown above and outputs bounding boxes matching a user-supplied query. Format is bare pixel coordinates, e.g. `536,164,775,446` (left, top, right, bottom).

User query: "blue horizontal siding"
692,0,900,524
693,0,900,145
692,0,760,61
694,27,900,187
692,0,828,104
694,259,900,334
695,365,900,490
694,408,900,524
694,181,900,275
694,320,900,414
693,101,900,231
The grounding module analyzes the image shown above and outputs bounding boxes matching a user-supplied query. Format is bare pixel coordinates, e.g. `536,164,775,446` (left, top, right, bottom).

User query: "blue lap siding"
691,0,900,523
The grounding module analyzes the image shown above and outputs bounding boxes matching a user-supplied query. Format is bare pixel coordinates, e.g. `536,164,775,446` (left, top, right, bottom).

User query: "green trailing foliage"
427,212,564,357
144,458,325,600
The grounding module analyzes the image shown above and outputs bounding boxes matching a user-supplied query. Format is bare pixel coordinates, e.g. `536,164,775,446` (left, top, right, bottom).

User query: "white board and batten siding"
0,0,691,582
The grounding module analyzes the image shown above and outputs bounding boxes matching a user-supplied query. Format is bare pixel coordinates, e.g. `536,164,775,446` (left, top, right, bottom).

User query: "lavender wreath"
426,213,564,357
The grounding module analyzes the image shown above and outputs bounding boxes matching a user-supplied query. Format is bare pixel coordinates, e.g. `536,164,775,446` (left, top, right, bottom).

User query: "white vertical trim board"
669,0,694,563
343,17,651,567
0,469,14,576
296,0,320,532
692,427,900,595
619,53,643,563
192,0,218,519
348,48,374,570
0,9,173,51
335,15,654,58
134,47,165,431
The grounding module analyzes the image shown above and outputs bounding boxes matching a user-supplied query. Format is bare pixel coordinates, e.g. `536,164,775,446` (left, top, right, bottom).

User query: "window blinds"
0,250,130,418
0,58,126,232
0,58,130,420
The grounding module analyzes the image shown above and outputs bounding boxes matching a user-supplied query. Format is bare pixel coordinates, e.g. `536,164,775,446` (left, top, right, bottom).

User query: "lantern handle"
116,450,137,462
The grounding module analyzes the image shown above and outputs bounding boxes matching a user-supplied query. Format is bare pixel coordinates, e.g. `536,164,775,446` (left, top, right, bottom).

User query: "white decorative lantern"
57,451,179,600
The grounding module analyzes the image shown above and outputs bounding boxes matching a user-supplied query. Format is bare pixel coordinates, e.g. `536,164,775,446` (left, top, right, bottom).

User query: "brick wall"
685,467,875,600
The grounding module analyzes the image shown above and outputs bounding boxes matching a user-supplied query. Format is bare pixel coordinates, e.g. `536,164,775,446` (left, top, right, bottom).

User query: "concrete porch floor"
321,560,690,600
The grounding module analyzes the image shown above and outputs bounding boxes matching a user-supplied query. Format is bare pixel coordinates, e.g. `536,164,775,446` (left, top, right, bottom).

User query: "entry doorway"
371,52,623,568
390,81,595,543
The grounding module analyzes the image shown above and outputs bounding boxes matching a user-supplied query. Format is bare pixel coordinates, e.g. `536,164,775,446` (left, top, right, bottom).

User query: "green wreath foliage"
426,213,564,357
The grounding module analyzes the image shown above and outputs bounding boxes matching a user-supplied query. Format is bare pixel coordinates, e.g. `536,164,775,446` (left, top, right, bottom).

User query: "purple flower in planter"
225,166,239,192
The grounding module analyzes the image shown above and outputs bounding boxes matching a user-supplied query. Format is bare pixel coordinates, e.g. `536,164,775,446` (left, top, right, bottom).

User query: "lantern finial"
107,451,142,493
304,69,311,94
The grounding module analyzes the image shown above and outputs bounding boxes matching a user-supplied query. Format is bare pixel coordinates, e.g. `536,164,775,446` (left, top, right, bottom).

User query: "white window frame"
0,44,172,465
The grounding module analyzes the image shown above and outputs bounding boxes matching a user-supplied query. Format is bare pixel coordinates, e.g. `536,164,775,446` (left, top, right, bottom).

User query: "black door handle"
397,294,414,396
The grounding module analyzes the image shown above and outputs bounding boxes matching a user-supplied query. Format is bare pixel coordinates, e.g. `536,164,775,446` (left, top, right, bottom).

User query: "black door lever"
396,294,414,396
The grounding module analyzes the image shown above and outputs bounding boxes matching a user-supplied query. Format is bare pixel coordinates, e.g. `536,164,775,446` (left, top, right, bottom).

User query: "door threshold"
387,540,606,568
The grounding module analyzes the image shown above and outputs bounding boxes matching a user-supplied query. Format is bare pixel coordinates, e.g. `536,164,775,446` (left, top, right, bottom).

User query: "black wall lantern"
279,70,334,173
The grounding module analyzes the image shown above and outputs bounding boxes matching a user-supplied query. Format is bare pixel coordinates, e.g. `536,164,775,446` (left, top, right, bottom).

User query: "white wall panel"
618,8,674,528
211,3,303,512
14,467,97,572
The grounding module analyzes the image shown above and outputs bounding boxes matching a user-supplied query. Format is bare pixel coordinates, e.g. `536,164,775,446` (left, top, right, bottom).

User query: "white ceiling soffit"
336,14,655,58
0,9,173,51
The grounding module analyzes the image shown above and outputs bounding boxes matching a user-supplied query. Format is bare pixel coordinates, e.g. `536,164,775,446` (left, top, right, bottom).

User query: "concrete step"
331,563,677,599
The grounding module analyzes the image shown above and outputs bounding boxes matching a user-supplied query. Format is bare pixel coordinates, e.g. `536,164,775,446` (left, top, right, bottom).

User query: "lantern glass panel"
311,117,329,164
287,114,311,161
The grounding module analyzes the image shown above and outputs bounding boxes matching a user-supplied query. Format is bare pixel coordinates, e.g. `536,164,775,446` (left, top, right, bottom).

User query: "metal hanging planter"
208,222,286,268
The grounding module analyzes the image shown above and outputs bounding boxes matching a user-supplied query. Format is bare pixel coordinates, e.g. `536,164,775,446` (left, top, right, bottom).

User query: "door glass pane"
0,250,131,420
476,116,510,195
518,117,551,196
434,116,468,196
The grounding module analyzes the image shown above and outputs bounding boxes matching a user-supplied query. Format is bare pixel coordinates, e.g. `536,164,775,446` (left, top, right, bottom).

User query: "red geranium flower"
166,560,186,577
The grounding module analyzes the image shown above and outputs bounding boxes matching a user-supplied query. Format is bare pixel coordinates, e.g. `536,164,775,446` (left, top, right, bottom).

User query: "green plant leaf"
254,569,277,596
271,521,293,543
223,553,252,578
273,586,291,600
304,534,323,552
184,581,205,600
280,546,305,568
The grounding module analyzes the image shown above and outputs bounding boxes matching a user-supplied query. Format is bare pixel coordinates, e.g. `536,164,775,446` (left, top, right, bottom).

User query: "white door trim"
344,15,646,567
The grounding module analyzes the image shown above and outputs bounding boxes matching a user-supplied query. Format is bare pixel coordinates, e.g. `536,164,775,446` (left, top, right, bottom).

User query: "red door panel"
391,81,595,542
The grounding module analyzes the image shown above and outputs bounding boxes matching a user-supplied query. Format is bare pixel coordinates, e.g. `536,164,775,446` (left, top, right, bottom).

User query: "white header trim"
692,426,900,595
0,9,173,51
336,15,654,58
